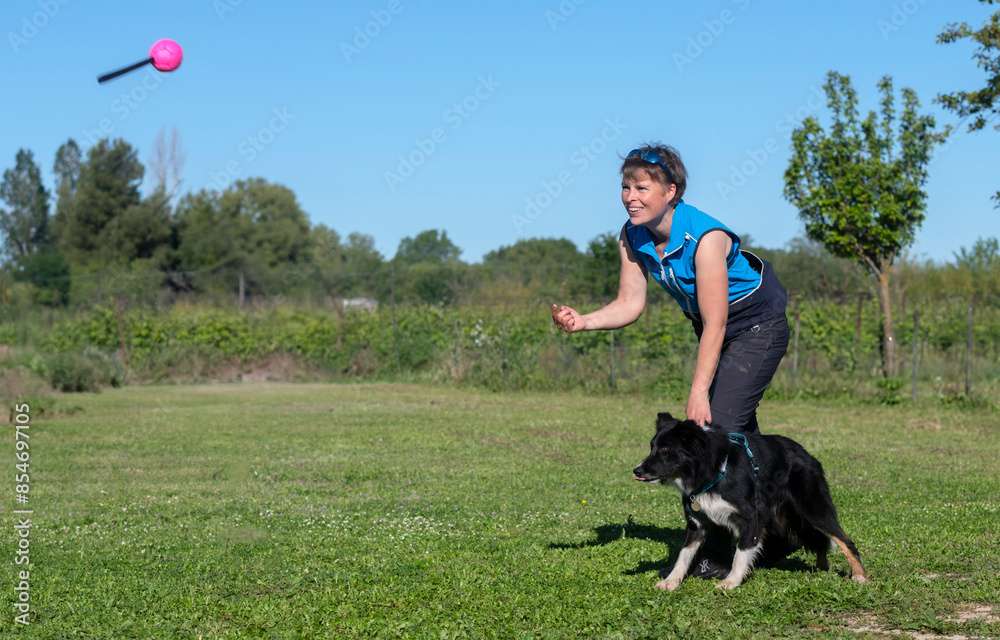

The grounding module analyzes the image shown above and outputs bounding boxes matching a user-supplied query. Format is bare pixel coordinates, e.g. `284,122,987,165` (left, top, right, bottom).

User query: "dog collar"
689,456,727,512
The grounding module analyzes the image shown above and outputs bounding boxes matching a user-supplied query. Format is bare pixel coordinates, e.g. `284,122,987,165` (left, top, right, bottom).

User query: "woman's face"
622,170,676,228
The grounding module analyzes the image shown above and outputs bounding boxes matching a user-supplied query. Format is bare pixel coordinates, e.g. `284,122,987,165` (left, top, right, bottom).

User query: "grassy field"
1,383,998,639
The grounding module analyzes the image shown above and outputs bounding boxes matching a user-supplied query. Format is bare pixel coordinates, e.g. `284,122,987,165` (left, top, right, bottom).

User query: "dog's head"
632,412,713,484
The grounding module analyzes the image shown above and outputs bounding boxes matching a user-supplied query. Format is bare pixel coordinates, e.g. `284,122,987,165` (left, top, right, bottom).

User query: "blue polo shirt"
625,201,787,337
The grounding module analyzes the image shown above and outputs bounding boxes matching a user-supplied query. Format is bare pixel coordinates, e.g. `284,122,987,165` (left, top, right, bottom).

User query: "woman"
551,144,792,579
552,143,789,433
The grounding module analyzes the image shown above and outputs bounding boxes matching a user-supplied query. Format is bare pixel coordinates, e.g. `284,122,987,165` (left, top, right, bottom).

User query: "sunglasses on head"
627,148,674,184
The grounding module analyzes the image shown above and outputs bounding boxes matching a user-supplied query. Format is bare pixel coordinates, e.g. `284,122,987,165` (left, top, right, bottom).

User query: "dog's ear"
656,412,680,432
671,420,707,452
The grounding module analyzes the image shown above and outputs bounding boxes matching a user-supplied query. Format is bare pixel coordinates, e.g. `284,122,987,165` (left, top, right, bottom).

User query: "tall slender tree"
0,149,51,257
783,71,947,378
51,138,82,248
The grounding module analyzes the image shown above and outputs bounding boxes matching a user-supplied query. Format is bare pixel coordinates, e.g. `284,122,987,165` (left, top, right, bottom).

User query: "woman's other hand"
551,304,585,333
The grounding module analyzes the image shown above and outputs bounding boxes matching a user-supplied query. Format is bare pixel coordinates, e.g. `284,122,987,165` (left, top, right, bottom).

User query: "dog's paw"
715,578,742,590
654,578,682,591
851,574,869,584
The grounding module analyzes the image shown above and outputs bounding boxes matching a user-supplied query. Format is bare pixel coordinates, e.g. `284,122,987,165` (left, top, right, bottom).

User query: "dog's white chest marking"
673,481,739,534
690,492,738,527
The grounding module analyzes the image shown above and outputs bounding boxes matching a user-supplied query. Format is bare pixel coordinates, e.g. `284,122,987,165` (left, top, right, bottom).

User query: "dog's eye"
660,446,669,452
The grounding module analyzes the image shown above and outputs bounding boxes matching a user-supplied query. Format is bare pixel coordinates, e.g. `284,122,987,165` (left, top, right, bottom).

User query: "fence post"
453,318,459,375
238,269,245,309
912,309,919,403
501,324,508,388
392,265,401,375
792,312,800,390
610,330,616,394
115,295,129,365
966,305,973,397
856,294,864,344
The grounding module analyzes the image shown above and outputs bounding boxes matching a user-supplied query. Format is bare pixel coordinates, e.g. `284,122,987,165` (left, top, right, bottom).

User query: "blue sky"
2,0,997,265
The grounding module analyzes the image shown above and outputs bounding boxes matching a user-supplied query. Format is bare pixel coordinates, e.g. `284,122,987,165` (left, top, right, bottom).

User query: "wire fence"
3,288,997,406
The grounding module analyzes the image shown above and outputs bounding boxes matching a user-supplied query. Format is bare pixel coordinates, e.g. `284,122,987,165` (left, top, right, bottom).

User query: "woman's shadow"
549,517,816,576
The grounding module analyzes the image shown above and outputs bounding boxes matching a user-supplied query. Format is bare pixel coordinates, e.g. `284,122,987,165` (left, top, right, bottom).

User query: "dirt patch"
770,423,820,432
946,605,999,625
138,352,330,385
906,418,944,430
232,353,322,383
843,605,997,639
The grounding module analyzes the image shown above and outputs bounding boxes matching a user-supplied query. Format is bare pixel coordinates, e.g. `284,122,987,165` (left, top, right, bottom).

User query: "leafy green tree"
11,251,70,306
393,230,464,304
783,71,947,377
304,226,385,298
483,237,584,299
0,149,51,257
176,179,311,297
102,187,174,266
583,232,619,300
748,236,866,300
175,189,248,293
952,236,1000,299
395,229,461,265
64,138,144,267
937,0,1000,205
51,138,82,247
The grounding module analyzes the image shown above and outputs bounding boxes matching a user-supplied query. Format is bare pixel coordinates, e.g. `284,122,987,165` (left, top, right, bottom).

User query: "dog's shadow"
548,518,683,576
549,519,818,576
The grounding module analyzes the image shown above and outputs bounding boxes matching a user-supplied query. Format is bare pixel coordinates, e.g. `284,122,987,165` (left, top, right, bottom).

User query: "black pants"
701,315,789,562
707,315,790,433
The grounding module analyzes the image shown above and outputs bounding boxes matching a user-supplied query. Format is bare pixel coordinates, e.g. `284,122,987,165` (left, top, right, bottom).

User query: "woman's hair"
620,142,687,207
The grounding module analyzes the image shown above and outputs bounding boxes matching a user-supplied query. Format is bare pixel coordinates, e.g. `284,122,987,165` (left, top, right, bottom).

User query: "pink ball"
149,38,183,72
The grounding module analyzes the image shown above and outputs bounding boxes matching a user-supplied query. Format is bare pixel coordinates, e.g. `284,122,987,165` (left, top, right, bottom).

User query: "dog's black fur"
632,412,868,590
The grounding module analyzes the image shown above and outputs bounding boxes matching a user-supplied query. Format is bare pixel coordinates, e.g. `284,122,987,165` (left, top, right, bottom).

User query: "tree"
937,0,1000,205
175,188,250,293
64,138,144,266
393,230,464,304
52,138,81,247
952,236,1000,298
483,237,584,299
0,149,51,257
304,226,384,298
175,179,312,298
148,127,186,202
783,71,947,377
583,232,619,300
747,236,866,300
394,229,461,265
102,187,174,265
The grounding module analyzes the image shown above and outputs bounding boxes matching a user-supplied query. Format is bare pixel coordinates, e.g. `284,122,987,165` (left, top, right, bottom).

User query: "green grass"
2,383,998,639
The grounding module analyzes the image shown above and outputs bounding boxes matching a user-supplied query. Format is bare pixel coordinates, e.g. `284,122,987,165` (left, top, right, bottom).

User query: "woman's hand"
686,391,712,427
551,304,585,333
